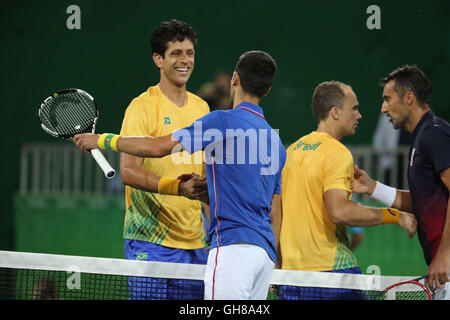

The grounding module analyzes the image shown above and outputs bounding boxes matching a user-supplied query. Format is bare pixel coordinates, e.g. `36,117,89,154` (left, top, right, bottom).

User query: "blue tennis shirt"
172,101,286,262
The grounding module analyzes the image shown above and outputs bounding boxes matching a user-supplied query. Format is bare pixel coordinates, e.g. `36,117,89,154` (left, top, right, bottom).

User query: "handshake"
178,173,209,205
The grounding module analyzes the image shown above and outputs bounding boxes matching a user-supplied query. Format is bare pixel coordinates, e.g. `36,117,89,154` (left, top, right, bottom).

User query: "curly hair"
150,19,197,57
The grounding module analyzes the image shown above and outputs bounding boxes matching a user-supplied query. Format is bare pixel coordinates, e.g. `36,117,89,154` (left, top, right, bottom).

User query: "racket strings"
40,91,97,137
379,281,431,300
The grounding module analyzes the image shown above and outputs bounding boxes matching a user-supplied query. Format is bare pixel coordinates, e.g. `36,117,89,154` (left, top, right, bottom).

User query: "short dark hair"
150,19,197,57
234,51,277,98
381,65,432,106
311,81,348,121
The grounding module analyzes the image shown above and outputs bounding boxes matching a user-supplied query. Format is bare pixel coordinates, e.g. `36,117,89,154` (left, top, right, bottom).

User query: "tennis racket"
377,276,432,300
38,88,116,179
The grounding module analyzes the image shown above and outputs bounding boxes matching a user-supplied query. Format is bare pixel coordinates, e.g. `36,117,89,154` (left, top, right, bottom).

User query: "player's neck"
406,104,431,133
316,121,343,141
158,78,188,107
232,90,260,109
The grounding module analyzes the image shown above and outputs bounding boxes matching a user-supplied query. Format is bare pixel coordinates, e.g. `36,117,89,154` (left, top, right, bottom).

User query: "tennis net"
0,250,426,300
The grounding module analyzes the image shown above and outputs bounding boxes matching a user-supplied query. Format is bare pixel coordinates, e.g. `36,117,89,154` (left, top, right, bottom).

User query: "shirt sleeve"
172,111,223,154
323,148,354,193
273,172,282,194
273,144,287,194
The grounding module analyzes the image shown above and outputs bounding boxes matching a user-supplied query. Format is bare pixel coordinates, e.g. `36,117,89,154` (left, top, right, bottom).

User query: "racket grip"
91,148,116,179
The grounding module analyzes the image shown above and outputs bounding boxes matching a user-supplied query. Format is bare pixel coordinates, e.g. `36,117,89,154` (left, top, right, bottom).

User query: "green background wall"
1,1,448,275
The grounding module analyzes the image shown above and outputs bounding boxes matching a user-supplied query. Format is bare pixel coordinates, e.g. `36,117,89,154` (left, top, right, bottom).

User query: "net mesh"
1,269,204,300
0,251,428,300
39,90,97,139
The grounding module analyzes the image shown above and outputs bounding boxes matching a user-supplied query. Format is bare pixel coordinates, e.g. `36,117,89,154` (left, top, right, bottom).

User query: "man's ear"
262,87,272,97
153,53,163,69
403,91,415,107
231,71,240,87
330,106,340,120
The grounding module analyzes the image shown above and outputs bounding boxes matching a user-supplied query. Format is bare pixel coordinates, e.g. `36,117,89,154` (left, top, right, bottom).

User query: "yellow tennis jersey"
120,85,210,249
280,131,358,271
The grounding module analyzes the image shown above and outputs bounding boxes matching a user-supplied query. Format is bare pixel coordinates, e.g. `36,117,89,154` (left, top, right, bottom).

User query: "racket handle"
91,148,116,179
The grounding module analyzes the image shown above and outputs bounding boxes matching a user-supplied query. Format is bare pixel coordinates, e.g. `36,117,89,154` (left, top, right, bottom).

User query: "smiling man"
118,19,210,300
278,81,417,300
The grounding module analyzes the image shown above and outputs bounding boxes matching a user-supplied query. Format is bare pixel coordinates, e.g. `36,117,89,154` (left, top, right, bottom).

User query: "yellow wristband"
98,133,120,151
98,133,108,149
382,208,400,224
158,177,181,196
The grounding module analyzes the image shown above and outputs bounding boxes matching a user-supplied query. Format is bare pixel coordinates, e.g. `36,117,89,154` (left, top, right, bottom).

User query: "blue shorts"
279,267,366,300
124,239,208,300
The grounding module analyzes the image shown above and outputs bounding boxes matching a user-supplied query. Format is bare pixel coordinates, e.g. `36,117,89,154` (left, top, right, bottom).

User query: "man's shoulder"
187,90,207,103
333,139,352,154
187,91,210,112
126,86,159,111
420,114,450,143
430,114,450,134
319,138,353,165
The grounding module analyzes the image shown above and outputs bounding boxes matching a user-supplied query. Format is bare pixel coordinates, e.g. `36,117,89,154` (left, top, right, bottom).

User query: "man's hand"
353,165,376,195
426,252,450,292
178,173,209,204
397,211,417,239
73,133,100,153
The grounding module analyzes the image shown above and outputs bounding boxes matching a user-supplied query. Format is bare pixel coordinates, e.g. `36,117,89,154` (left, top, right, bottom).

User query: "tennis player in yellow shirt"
119,19,209,299
278,81,417,299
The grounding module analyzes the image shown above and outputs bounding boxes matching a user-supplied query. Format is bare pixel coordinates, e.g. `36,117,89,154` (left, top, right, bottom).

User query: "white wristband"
371,181,397,207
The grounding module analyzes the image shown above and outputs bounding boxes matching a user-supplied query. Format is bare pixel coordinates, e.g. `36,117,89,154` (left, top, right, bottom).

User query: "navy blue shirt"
408,111,450,265
172,102,287,262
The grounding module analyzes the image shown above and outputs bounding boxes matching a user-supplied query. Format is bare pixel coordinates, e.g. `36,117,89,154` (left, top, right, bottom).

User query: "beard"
391,118,402,130
390,115,407,130
387,110,408,130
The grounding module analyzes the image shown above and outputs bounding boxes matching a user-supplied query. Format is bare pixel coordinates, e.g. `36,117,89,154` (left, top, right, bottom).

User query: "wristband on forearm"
98,133,120,151
158,177,181,196
381,207,400,224
371,181,396,207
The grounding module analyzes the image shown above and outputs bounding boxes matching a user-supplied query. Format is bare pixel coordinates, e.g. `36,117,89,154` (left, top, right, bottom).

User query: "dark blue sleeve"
171,111,223,154
424,122,450,173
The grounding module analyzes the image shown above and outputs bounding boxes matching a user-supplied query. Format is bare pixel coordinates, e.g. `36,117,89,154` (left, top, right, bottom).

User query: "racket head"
377,277,432,300
38,88,98,140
